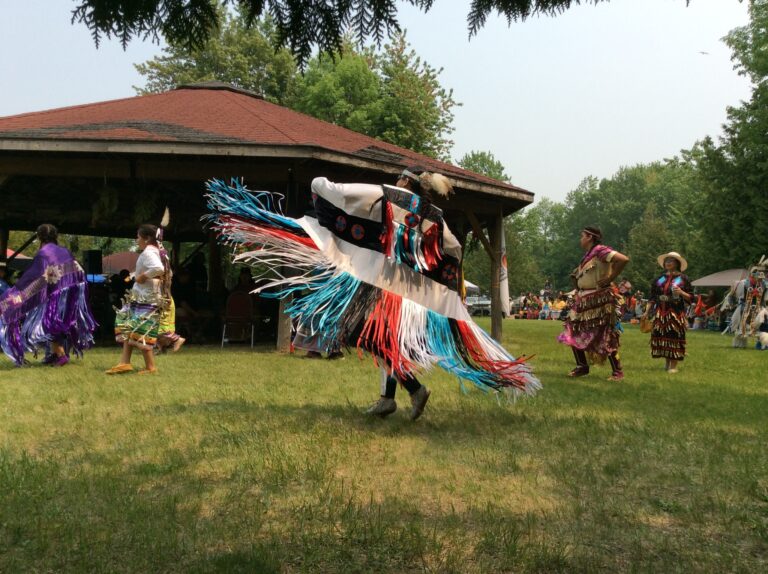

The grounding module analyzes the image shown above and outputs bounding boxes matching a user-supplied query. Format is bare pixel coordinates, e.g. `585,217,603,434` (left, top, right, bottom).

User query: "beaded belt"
658,295,679,302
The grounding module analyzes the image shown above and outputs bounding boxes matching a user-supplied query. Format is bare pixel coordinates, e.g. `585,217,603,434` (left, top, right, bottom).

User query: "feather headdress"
157,207,170,241
419,172,454,198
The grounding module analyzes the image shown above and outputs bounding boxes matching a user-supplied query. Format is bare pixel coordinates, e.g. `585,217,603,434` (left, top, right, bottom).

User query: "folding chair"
221,291,255,348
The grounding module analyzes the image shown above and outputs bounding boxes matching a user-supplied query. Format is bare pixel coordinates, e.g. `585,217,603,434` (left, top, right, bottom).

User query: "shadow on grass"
0,447,582,573
4,443,756,573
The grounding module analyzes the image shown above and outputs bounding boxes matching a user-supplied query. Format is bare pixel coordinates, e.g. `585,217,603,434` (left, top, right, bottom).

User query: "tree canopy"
134,12,296,103
73,0,622,64
693,0,768,271
457,150,510,182
135,18,458,159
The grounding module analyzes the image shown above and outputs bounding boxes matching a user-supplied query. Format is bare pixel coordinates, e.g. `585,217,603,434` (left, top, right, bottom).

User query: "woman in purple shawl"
0,224,96,366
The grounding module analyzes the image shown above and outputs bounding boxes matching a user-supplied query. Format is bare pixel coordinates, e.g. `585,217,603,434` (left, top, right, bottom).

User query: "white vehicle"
465,295,492,316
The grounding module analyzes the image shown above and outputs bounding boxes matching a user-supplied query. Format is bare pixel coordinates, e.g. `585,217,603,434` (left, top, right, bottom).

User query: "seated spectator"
622,292,636,322
172,267,206,340
539,299,550,320
618,277,632,296
551,297,566,319
188,252,208,292
231,268,256,294
633,291,645,318
109,269,132,307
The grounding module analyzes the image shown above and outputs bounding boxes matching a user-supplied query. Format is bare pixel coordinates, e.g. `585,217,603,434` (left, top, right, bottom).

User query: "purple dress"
0,243,96,365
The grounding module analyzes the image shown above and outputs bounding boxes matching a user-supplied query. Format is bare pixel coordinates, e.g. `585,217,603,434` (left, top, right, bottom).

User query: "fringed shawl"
0,243,96,365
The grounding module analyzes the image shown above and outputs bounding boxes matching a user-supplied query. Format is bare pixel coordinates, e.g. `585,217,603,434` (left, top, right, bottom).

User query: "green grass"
0,321,766,573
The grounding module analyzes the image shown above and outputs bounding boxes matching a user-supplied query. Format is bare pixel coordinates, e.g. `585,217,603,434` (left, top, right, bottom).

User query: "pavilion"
0,82,534,344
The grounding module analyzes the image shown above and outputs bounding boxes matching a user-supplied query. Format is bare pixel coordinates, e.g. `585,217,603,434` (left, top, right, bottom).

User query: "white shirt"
132,245,165,301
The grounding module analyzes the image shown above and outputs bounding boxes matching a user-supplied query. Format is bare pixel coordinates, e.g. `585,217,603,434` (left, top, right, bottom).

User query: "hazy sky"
0,0,752,202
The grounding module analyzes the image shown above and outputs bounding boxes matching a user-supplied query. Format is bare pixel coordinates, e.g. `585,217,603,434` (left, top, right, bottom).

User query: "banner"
500,231,510,316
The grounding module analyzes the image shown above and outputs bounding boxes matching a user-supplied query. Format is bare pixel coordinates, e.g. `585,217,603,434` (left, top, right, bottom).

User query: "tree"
693,0,768,271
7,231,37,258
134,11,296,103
135,14,457,158
374,34,457,160
457,151,510,182
624,204,674,291
288,33,458,159
457,149,542,294
72,1,621,65
289,47,385,138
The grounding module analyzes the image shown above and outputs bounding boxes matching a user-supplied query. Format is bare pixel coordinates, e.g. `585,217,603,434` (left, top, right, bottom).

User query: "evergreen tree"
694,0,768,270
73,1,616,65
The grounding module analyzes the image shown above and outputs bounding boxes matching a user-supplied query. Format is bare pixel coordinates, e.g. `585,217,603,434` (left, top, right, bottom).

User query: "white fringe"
398,298,439,370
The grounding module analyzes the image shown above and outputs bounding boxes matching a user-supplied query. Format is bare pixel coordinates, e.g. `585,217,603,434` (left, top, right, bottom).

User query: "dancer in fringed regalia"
728,256,768,349
107,218,174,375
752,307,768,351
644,252,693,373
0,224,96,367
557,226,629,381
205,167,540,418
363,167,446,419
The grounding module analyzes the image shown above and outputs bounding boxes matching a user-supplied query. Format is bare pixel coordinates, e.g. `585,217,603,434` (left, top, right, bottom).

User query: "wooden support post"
276,297,292,353
171,239,181,271
276,166,298,351
488,211,504,342
0,226,8,262
207,232,225,296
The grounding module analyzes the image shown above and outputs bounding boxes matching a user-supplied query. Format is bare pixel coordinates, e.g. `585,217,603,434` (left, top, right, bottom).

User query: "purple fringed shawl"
0,243,97,365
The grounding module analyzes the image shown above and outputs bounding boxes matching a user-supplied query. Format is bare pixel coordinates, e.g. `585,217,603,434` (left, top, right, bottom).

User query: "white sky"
0,0,752,202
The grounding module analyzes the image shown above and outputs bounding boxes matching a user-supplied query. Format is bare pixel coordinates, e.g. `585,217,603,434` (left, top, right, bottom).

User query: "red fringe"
456,321,530,389
422,224,442,270
357,291,412,377
217,216,318,249
380,202,394,254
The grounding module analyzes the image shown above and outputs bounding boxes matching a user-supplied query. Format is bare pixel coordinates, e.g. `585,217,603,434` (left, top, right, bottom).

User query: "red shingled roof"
0,83,530,196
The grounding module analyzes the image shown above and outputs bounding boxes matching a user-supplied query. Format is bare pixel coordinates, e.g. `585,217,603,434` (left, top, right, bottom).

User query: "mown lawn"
0,320,766,573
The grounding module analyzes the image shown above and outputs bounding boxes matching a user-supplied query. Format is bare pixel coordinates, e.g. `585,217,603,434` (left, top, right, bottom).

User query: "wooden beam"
5,232,36,264
0,141,535,203
466,211,495,262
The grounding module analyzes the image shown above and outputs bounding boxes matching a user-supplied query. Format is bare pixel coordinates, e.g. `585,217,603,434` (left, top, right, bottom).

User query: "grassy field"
0,320,766,573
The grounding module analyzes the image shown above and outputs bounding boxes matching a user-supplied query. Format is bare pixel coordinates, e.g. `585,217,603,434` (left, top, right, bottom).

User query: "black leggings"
572,348,623,374
381,369,422,398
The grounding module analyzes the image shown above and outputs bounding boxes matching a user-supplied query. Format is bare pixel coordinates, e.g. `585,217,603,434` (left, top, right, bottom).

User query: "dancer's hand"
135,273,147,284
597,276,612,289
